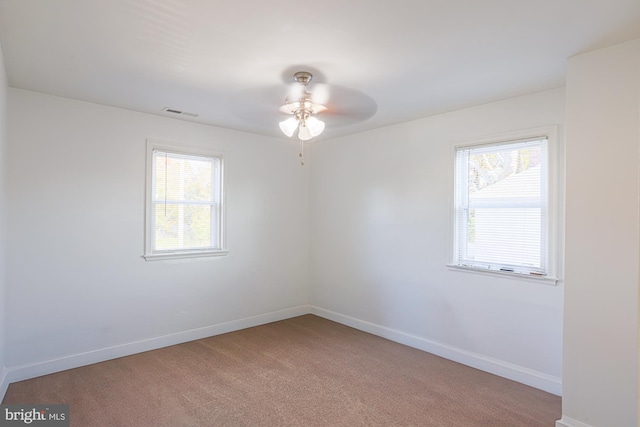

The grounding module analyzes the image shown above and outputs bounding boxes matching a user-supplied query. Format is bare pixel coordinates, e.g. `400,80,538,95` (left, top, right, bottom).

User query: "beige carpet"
3,315,561,426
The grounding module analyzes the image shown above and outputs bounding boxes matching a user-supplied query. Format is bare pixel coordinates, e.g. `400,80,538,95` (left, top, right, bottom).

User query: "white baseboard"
310,305,562,396
0,366,8,402
1,304,561,403
556,415,593,427
1,305,311,400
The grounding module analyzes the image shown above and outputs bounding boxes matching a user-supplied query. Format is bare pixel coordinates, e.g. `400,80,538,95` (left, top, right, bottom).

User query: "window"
144,140,225,260
452,128,557,281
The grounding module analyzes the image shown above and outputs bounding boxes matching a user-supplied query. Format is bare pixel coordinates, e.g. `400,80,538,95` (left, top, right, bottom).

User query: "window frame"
143,139,227,261
448,126,559,285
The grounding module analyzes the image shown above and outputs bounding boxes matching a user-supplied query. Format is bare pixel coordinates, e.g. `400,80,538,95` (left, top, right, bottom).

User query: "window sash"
454,137,549,275
151,203,221,252
144,141,225,260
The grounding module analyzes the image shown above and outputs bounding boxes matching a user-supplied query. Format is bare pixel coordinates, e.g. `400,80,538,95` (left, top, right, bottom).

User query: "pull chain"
298,138,304,166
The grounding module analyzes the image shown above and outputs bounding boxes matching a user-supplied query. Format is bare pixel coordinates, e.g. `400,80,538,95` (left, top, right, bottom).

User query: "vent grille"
162,107,199,118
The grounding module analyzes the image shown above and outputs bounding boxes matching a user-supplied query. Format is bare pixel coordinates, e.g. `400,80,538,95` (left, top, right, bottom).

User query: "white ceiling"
1,0,639,140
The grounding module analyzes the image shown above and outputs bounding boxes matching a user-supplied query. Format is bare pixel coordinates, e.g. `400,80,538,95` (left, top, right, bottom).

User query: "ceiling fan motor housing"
293,71,313,86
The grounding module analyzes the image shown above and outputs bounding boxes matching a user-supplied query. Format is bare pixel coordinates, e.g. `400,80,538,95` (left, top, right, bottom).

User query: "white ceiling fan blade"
228,85,291,128
286,82,305,101
228,72,377,138
316,85,377,127
311,83,330,105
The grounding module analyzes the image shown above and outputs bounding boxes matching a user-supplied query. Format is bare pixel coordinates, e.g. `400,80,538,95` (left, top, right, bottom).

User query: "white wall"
0,41,8,395
4,89,310,375
561,39,640,427
309,88,565,394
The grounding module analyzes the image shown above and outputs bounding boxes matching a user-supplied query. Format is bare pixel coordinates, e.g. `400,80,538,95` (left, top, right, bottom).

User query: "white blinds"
454,137,548,275
151,150,222,252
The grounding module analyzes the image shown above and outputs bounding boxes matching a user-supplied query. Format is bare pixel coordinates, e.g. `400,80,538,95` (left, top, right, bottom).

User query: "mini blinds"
151,149,222,253
454,137,549,276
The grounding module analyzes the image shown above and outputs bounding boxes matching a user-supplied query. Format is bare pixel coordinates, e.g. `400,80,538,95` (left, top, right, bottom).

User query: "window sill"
143,250,228,261
446,264,559,286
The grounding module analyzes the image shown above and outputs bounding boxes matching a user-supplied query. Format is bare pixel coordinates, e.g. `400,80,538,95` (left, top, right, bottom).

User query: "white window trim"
143,139,227,261
448,126,560,285
446,264,558,285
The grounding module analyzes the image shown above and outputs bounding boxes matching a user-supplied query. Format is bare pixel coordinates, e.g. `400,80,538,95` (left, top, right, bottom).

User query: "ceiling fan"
278,71,328,141
229,69,377,164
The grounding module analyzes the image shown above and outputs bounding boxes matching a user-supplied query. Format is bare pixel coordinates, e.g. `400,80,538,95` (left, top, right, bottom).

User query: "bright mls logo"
0,405,68,426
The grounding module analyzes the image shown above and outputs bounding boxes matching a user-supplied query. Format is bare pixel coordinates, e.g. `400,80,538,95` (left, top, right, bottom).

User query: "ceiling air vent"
162,107,199,118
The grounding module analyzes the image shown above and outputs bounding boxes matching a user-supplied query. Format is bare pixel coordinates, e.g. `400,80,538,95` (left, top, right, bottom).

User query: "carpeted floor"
3,315,561,426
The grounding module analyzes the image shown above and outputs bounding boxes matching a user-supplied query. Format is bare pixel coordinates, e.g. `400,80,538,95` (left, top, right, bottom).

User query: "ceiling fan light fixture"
279,71,328,141
306,116,325,137
279,117,298,137
297,123,313,141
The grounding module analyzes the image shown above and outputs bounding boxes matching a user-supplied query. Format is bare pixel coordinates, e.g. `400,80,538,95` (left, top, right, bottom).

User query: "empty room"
0,1,639,426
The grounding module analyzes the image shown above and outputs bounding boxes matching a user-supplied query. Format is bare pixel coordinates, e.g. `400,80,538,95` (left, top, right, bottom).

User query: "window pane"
468,208,541,268
154,153,214,202
146,143,224,259
468,146,541,197
153,203,216,250
455,137,548,274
